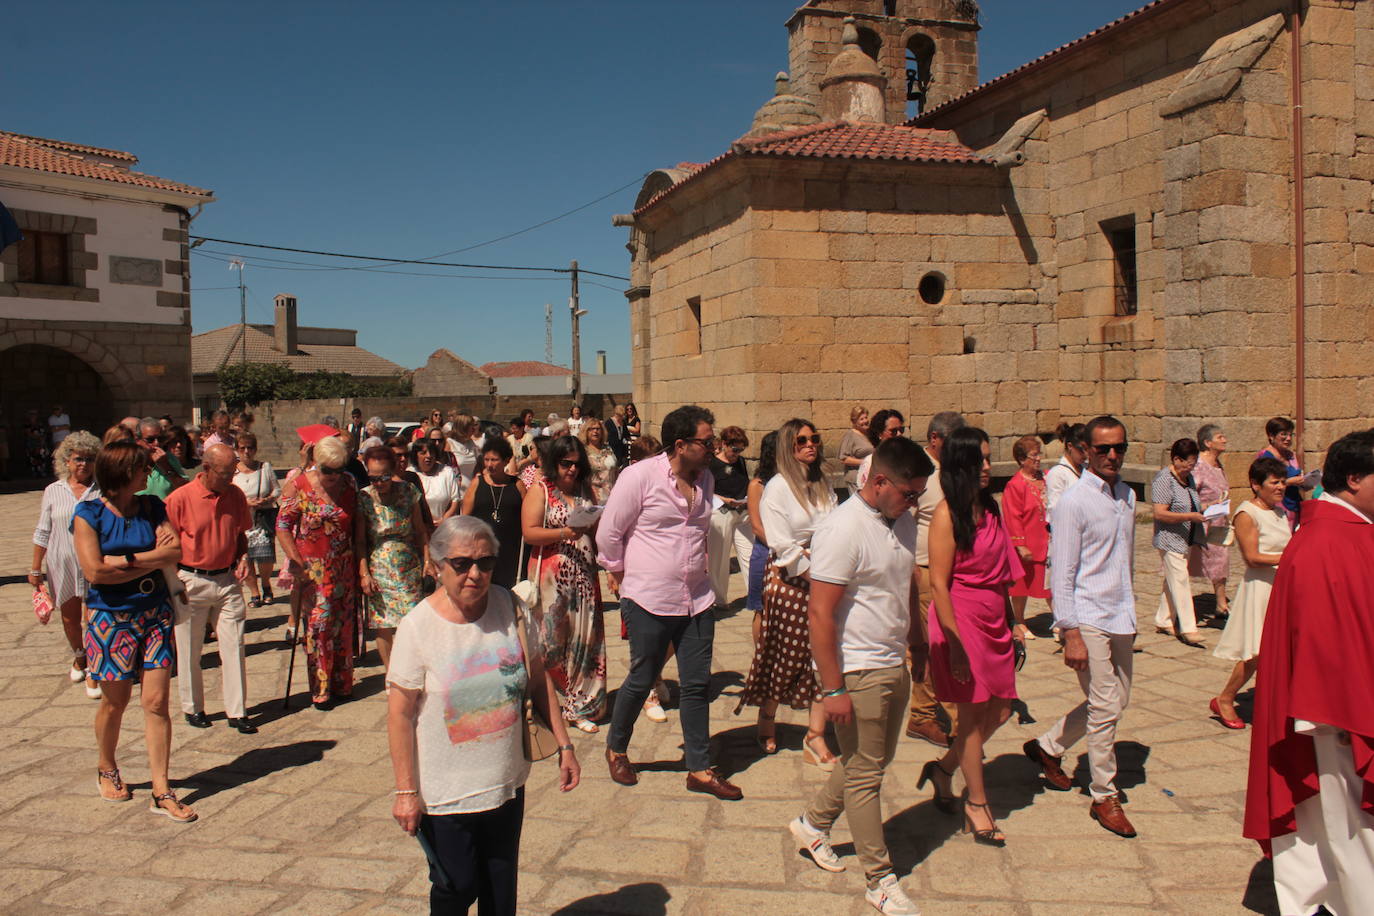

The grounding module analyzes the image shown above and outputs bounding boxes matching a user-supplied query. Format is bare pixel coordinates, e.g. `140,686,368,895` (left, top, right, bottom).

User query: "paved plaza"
0,486,1277,915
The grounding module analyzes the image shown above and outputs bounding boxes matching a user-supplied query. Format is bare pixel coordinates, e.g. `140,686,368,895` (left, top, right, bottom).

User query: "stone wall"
410,349,495,398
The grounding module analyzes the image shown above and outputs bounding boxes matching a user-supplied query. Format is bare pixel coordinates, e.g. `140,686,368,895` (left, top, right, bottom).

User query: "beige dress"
1214,501,1292,661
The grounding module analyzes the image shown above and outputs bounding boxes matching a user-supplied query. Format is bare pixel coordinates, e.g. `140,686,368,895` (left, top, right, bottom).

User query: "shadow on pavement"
1071,740,1151,793
549,881,670,915
123,739,338,803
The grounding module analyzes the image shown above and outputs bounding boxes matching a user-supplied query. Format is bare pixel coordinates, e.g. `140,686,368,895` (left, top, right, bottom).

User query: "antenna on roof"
545,303,554,363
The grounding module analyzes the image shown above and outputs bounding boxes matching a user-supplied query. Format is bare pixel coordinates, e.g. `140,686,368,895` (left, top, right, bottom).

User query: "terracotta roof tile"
0,131,139,162
192,325,407,377
479,360,571,377
0,131,213,199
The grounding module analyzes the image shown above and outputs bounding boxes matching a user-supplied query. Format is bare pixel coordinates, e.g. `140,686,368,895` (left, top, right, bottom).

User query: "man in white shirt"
1024,415,1140,838
789,437,933,916
48,405,71,448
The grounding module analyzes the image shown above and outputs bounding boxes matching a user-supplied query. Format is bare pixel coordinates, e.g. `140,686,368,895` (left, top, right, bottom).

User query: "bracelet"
394,789,418,796
29,570,43,577
558,744,575,753
821,686,847,698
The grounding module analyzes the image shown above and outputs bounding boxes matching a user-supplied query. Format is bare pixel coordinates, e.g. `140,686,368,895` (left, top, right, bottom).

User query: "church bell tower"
785,0,981,123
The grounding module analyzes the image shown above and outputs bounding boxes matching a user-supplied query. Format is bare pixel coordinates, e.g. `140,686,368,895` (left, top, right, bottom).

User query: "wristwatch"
124,553,137,567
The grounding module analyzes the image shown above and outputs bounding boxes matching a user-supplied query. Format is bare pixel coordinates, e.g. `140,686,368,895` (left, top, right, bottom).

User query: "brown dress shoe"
906,717,951,748
605,748,638,787
1023,739,1074,791
1090,795,1137,838
686,768,743,801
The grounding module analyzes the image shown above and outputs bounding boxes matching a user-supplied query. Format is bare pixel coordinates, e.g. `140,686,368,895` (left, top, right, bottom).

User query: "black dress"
468,475,524,588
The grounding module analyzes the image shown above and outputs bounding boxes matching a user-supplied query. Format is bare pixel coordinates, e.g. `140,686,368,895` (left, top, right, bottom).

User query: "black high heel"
917,760,958,814
963,798,1006,847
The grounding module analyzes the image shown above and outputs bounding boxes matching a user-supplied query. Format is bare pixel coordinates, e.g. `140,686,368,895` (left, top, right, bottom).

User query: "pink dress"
1002,472,1051,599
928,512,1023,703
1188,459,1230,580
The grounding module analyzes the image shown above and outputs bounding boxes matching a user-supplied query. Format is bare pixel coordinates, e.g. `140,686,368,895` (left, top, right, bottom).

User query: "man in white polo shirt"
788,436,934,916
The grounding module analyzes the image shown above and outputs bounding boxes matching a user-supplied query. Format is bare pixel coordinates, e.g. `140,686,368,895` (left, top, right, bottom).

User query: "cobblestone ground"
0,487,1277,915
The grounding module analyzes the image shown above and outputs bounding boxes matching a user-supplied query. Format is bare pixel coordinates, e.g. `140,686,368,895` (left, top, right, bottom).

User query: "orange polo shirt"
165,474,252,569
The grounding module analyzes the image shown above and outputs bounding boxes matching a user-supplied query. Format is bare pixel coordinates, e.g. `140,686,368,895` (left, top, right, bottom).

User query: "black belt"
178,564,232,576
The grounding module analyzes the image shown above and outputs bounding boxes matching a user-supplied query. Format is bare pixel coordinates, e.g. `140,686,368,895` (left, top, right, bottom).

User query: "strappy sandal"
802,731,837,771
756,711,778,755
96,767,132,803
963,798,1006,847
917,760,958,814
148,790,197,823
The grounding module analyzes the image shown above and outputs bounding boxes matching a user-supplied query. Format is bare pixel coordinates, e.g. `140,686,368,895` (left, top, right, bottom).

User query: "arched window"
856,26,882,63
906,33,936,117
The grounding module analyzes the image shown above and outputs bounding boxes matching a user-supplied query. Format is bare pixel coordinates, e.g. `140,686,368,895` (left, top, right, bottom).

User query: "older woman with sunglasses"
521,435,606,733
707,426,754,610
359,446,429,673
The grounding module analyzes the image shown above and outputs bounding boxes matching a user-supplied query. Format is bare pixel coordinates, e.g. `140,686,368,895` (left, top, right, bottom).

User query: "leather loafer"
1023,739,1073,791
905,717,951,748
1090,794,1137,838
606,749,638,787
184,711,212,729
227,717,258,735
686,768,743,801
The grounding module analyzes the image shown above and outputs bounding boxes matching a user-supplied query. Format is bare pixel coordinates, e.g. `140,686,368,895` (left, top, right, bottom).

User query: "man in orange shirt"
166,444,257,733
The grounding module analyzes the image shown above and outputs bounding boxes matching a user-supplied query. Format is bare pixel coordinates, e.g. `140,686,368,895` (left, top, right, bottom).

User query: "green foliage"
217,362,412,407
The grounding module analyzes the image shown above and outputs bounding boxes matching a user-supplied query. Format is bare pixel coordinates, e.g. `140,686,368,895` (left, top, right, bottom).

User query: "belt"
178,564,232,576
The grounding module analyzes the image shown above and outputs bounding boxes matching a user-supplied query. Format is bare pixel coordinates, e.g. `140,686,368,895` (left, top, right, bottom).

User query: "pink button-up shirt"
596,452,714,617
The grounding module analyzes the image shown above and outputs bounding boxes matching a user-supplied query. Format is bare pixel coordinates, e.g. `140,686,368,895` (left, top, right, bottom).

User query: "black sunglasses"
558,459,580,470
796,435,822,446
368,474,390,484
1092,441,1129,456
320,465,344,476
444,555,498,575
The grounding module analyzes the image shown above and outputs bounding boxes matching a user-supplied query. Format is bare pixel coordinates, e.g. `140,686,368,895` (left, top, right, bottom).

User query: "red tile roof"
480,360,571,378
0,131,139,162
0,130,213,199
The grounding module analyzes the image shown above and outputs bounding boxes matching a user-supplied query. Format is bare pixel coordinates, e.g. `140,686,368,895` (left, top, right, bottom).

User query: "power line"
193,248,563,281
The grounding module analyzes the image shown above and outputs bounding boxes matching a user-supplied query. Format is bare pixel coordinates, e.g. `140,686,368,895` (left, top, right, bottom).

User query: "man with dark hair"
791,436,931,914
135,417,190,499
596,405,742,800
1025,415,1141,838
1247,428,1374,913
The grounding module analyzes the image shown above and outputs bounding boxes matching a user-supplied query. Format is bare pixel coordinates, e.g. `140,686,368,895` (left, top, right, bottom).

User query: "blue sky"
6,0,1143,373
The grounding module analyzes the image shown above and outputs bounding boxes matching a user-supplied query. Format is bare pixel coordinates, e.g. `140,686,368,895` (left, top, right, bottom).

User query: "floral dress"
527,481,606,721
359,481,424,629
278,472,358,702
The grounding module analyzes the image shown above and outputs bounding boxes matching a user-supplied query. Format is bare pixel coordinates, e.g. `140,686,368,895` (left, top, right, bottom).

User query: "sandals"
963,798,1006,847
917,760,958,814
1014,624,1037,642
802,731,837,772
96,767,132,803
149,791,197,823
571,717,599,734
756,711,778,755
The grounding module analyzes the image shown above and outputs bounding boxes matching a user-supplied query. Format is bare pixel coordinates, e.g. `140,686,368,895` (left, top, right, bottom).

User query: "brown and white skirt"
735,564,818,712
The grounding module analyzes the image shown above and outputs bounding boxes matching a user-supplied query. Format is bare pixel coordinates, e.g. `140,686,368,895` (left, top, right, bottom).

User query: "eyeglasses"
70,455,94,463
368,474,390,484
444,555,498,575
557,459,580,470
723,443,744,453
882,478,925,504
886,426,906,436
1091,441,1129,456
320,465,344,476
683,437,716,449
795,435,822,446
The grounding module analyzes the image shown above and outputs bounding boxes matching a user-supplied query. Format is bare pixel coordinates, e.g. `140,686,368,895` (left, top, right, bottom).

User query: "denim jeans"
607,598,716,771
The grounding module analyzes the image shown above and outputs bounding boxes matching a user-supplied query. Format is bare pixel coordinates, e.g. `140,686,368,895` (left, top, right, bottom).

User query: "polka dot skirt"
736,564,819,712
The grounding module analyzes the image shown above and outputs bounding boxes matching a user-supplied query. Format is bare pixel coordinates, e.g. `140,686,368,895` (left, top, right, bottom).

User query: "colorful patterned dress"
359,481,424,629
526,481,606,721
278,472,358,703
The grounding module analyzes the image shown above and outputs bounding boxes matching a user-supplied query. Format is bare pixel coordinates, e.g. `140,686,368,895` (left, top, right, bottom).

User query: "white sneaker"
69,662,86,683
865,874,920,915
643,689,667,723
788,815,845,873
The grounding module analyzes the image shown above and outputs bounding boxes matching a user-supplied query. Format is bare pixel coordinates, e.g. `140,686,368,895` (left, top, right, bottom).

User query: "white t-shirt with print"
387,588,532,814
808,492,917,674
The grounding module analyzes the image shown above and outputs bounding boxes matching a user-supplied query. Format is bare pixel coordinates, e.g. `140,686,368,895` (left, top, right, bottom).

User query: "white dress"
1213,501,1291,662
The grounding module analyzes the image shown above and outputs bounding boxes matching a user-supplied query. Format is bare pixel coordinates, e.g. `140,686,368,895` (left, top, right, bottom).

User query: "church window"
906,34,936,117
1102,218,1138,316
686,296,702,355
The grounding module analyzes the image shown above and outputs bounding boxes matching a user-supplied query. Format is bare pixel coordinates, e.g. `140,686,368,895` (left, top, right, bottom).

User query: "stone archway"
0,344,115,472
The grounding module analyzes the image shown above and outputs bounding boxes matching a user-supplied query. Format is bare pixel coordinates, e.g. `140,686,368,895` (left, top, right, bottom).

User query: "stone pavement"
0,486,1278,915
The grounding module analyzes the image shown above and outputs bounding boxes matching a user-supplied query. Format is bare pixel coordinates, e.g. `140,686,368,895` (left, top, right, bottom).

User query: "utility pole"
545,303,554,364
569,260,587,406
230,258,247,364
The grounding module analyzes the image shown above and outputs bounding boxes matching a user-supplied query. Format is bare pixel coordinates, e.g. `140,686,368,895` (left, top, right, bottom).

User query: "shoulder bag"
509,590,559,762
511,481,548,609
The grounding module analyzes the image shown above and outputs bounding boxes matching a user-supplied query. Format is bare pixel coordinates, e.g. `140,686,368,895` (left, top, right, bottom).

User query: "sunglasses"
368,474,391,484
558,459,580,470
444,555,498,575
882,478,925,504
796,435,822,446
683,437,716,449
886,426,906,436
1092,442,1129,456
320,465,344,476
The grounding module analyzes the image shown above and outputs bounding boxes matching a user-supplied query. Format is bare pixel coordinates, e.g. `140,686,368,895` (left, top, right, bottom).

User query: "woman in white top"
232,432,280,608
566,405,585,438
735,418,838,769
1209,456,1292,729
447,414,482,494
1045,421,1088,520
411,440,461,524
388,516,579,914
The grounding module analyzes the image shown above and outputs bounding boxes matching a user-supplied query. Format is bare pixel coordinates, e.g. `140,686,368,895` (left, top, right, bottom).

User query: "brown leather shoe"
906,717,951,748
686,768,743,801
1090,794,1137,838
1023,739,1074,791
605,748,638,787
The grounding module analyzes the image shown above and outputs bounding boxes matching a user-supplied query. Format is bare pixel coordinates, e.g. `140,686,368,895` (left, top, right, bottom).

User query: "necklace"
486,475,508,522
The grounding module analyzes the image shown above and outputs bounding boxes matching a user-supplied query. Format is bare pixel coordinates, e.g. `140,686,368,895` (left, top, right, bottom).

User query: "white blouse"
414,463,461,521
760,474,837,578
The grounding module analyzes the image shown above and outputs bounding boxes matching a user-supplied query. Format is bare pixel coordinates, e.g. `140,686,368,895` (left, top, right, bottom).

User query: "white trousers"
1039,626,1134,800
174,570,248,718
1273,726,1374,916
707,507,754,607
1154,548,1198,633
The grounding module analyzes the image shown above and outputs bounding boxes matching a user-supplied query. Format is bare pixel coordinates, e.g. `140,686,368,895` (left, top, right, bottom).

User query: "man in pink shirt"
597,405,742,801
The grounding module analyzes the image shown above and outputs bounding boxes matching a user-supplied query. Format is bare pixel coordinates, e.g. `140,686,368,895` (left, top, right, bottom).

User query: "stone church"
615,0,1371,484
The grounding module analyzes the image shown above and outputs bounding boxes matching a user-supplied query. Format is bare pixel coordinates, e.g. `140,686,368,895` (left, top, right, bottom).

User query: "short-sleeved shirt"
386,589,531,815
139,453,190,499
809,492,918,673
73,496,169,615
165,475,252,569
708,455,749,501
1151,467,1200,554
48,413,71,444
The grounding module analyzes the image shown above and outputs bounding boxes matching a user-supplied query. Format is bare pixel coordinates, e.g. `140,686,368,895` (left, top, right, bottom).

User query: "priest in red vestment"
1244,428,1374,916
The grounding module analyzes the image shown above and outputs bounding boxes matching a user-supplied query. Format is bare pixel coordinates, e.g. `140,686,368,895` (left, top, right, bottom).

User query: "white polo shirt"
809,492,918,673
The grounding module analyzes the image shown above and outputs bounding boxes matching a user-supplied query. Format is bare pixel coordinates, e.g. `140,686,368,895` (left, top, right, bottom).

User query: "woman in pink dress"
921,426,1023,847
1188,424,1231,619
1001,435,1051,641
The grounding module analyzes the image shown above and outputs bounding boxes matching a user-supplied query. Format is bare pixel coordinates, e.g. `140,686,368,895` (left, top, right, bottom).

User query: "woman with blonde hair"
839,405,872,496
736,418,838,768
580,416,618,504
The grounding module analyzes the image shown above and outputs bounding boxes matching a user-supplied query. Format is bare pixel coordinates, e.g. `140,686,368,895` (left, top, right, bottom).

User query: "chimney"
274,294,298,355
596,350,607,374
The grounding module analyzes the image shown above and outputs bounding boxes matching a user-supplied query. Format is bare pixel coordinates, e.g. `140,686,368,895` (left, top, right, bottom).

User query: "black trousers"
416,788,524,916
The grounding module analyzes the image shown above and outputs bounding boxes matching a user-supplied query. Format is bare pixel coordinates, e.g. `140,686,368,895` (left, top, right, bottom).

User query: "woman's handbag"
32,584,53,625
510,592,559,762
511,482,548,609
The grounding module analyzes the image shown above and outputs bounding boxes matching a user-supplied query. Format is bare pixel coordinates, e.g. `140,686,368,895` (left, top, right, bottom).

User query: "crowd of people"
22,399,1373,916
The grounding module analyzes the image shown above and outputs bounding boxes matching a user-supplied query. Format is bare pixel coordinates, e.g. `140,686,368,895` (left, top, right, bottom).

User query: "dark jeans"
416,788,524,916
608,598,716,771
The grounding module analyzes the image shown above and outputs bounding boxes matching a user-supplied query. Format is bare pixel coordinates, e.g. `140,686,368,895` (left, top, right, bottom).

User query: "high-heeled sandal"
917,760,958,814
756,711,778,755
963,799,1006,847
802,731,837,771
96,767,132,802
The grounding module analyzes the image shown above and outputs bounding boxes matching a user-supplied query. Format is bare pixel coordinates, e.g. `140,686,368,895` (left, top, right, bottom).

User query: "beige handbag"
511,482,547,609
510,591,558,762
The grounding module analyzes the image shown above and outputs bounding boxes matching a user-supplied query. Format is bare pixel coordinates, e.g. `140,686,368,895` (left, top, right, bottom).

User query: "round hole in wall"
918,272,946,305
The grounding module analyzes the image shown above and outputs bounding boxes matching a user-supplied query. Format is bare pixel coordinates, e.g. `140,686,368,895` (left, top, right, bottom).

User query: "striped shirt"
1150,467,1200,554
1051,469,1137,635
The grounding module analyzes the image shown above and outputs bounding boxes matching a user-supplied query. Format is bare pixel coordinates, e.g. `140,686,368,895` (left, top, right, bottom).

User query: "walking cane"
282,621,299,710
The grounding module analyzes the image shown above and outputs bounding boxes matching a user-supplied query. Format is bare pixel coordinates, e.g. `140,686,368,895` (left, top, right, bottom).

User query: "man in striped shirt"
1023,415,1140,839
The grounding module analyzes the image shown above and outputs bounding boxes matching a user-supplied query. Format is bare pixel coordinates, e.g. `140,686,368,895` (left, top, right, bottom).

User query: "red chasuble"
1244,498,1374,845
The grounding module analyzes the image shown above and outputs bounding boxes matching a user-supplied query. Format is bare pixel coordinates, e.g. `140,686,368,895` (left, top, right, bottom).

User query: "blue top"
72,495,170,615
